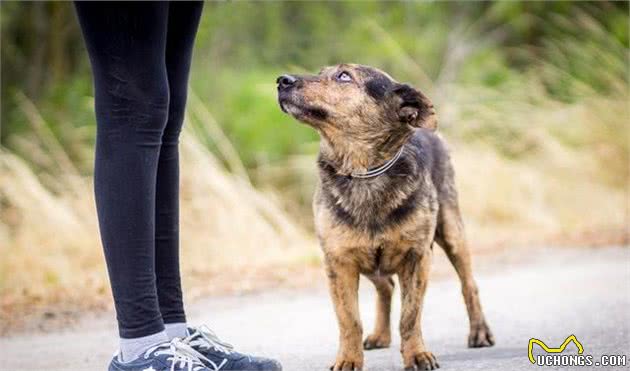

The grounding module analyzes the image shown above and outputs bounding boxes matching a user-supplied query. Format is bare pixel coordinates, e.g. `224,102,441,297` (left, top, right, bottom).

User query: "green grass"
190,69,319,167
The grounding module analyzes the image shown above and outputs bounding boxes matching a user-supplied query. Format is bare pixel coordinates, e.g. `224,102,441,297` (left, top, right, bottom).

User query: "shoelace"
144,338,208,371
183,325,233,370
185,325,234,354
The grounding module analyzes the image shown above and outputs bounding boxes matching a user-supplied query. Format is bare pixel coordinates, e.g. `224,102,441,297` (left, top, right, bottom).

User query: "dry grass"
441,73,629,247
452,142,628,248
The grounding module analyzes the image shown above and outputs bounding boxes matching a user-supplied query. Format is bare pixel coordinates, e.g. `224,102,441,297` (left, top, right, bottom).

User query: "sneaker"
182,325,282,371
109,338,211,371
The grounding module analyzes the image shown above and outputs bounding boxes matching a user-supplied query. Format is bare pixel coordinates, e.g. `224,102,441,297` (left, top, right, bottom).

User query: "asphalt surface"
2,246,629,371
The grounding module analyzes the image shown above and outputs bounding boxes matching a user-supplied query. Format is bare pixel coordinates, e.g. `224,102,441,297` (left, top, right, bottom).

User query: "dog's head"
276,64,436,149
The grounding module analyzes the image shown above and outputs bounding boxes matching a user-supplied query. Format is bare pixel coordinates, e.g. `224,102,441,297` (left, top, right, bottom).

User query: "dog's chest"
316,197,438,274
315,153,439,273
319,167,435,233
362,213,437,274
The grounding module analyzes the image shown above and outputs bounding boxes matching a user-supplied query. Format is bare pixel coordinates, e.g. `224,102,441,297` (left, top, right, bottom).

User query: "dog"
276,64,494,371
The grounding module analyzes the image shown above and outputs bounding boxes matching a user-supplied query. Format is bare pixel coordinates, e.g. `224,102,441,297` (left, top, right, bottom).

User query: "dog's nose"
277,74,297,89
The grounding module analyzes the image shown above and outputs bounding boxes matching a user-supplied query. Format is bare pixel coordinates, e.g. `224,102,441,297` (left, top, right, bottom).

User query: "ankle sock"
120,330,169,362
165,322,189,340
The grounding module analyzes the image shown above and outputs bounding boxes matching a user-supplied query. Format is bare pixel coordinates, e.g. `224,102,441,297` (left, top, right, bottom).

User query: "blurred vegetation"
1,2,629,321
2,0,628,240
2,2,628,166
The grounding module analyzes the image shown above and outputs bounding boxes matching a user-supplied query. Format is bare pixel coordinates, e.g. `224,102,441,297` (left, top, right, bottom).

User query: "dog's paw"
404,351,439,370
363,333,391,350
330,354,363,371
468,321,495,348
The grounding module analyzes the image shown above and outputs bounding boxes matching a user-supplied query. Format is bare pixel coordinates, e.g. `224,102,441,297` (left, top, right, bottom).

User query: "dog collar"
350,146,405,179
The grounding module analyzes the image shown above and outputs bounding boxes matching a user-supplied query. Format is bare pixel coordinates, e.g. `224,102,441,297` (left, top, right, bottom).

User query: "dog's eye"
336,71,353,83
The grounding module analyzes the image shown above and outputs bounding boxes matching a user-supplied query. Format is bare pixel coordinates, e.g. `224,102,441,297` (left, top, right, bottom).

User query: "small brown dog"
277,64,494,371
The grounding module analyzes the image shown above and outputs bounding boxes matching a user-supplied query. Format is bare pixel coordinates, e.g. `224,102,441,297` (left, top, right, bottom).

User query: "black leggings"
75,1,203,338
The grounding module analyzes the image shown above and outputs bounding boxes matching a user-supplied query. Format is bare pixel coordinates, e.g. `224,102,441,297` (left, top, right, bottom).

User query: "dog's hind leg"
363,275,394,350
435,203,495,348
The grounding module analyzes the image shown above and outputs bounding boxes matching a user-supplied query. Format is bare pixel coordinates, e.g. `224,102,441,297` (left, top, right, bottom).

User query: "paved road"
2,246,629,371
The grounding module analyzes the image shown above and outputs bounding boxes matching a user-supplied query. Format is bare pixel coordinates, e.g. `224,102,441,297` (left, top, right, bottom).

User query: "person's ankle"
120,330,169,362
165,322,189,340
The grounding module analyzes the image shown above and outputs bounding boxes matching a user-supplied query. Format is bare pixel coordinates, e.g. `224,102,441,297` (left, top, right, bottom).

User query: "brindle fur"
277,64,494,371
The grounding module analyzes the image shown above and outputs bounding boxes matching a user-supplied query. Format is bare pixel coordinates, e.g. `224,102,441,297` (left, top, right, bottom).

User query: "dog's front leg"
398,248,439,370
325,256,363,371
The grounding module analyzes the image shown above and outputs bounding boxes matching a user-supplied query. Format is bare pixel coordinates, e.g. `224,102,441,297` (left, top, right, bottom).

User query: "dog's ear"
389,83,437,131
